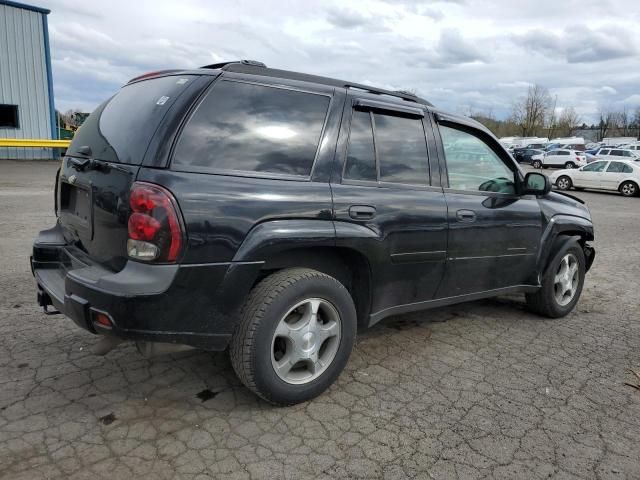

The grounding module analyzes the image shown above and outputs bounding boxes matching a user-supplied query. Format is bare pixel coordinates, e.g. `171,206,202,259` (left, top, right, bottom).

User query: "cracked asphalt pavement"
1,160,639,479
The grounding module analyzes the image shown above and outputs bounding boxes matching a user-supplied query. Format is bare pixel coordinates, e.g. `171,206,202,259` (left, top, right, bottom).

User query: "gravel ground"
1,160,639,480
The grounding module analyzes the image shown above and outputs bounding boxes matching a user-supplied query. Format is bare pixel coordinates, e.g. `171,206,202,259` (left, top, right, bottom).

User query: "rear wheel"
564,162,576,169
556,175,572,190
620,181,638,197
526,240,585,318
230,268,356,405
532,160,542,169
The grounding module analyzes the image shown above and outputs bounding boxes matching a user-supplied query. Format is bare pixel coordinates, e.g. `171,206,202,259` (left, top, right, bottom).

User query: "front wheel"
620,181,638,197
532,160,542,169
565,162,576,169
556,175,572,190
230,268,356,405
526,240,586,318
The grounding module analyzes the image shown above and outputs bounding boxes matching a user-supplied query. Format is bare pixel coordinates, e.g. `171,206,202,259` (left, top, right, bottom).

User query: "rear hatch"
58,74,199,271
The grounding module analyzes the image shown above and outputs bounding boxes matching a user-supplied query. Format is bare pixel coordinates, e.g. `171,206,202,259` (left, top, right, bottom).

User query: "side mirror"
523,172,551,195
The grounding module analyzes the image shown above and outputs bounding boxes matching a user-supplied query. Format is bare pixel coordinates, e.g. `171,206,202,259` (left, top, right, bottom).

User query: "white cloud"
39,0,640,122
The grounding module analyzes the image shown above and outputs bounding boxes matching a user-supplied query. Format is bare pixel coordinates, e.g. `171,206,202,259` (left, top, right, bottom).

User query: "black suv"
32,61,595,405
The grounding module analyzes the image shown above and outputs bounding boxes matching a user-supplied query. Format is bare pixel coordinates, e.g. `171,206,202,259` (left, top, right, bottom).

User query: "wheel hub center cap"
301,331,316,351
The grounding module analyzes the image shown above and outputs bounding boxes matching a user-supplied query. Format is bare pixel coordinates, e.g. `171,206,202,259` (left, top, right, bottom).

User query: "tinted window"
611,150,624,156
559,150,570,156
173,81,330,176
69,75,195,164
606,162,628,173
344,110,376,181
582,161,606,172
374,113,428,185
440,125,515,194
622,151,633,157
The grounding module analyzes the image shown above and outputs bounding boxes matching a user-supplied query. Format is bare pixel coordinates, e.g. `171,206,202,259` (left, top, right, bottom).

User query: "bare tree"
557,107,581,137
598,107,614,141
546,95,558,139
511,85,552,137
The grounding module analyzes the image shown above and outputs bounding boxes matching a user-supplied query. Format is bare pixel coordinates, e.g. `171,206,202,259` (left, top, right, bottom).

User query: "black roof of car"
127,60,434,108
202,60,434,107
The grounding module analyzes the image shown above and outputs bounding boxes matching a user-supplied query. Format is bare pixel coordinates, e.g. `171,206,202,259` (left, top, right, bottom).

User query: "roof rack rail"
345,85,428,105
201,59,266,70
206,62,433,107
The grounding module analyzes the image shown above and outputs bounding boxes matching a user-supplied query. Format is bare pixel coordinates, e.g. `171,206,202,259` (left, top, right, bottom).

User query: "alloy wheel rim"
553,253,579,306
271,298,341,385
622,183,635,196
558,178,570,189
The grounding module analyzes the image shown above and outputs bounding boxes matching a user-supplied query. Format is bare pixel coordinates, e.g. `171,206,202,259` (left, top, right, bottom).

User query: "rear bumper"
32,224,262,350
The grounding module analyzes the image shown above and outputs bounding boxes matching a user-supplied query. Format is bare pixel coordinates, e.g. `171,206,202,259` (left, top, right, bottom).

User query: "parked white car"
595,148,640,161
549,159,640,197
542,149,587,169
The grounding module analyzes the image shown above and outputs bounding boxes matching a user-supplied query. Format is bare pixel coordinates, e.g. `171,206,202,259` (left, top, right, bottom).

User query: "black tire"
532,160,542,169
556,175,572,190
619,181,638,197
229,268,356,405
526,239,586,318
564,162,576,169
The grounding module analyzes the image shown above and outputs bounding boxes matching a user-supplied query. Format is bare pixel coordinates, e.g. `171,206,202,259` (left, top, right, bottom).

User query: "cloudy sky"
40,0,640,123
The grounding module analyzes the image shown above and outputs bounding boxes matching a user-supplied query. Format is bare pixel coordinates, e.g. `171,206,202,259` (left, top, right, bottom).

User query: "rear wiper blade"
68,157,91,171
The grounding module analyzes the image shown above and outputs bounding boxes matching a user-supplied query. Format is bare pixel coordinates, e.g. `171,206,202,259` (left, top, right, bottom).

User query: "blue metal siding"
0,2,53,159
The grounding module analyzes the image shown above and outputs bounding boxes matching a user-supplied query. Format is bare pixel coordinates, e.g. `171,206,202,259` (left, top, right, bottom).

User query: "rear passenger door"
601,161,631,190
433,117,543,296
331,98,448,318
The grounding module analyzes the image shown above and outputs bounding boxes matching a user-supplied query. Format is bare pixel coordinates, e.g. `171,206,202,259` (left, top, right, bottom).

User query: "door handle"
348,205,376,220
456,209,476,222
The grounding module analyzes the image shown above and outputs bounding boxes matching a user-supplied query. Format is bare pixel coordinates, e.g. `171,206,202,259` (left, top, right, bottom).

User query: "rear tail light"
127,182,184,262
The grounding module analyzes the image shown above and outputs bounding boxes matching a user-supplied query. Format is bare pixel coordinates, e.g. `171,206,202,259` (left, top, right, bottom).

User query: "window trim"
341,100,433,190
0,104,19,129
169,77,333,181
435,120,521,197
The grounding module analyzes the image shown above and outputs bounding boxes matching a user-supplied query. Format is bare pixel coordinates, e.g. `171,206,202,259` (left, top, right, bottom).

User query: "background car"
513,148,545,165
549,159,640,197
542,149,587,169
595,148,640,161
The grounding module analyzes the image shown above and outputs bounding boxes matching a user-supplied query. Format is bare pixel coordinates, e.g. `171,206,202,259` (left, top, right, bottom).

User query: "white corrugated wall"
0,3,53,160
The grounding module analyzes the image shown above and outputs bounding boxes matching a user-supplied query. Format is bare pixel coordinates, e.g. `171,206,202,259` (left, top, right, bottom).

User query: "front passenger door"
435,120,542,297
572,161,607,188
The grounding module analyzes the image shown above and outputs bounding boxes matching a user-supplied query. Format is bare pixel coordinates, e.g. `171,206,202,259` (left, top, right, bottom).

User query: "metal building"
0,0,56,159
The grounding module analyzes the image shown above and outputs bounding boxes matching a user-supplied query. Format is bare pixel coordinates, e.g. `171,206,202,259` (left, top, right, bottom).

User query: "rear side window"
606,162,632,173
611,150,624,156
68,76,195,164
374,113,429,185
173,81,330,177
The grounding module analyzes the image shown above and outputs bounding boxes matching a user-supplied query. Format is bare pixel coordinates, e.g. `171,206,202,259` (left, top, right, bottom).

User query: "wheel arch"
537,215,595,280
257,247,373,328
231,219,374,327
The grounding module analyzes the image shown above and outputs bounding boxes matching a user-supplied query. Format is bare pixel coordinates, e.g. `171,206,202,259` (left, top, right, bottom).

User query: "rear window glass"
68,75,195,164
344,110,376,182
172,80,330,177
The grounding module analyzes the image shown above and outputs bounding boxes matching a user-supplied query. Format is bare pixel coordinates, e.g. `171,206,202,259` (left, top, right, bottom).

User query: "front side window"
344,111,376,181
173,81,330,176
582,161,607,172
440,125,515,194
374,113,429,185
